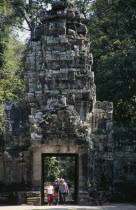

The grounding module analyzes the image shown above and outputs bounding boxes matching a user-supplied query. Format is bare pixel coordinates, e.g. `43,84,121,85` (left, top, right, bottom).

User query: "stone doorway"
41,153,79,205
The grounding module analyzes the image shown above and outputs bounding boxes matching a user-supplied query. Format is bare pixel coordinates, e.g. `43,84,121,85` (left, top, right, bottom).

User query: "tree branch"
12,24,31,31
11,0,32,31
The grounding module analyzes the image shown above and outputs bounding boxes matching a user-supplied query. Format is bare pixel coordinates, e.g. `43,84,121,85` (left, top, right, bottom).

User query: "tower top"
52,0,74,11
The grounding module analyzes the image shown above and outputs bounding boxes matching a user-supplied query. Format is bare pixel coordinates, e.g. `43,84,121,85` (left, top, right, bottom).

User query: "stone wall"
3,101,31,186
112,126,136,202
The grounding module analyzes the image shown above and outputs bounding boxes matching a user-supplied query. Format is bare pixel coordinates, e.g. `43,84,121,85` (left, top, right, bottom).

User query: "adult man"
59,179,69,205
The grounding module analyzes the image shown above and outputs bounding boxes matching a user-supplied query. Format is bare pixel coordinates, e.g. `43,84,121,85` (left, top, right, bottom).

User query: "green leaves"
89,0,136,124
0,35,25,103
44,157,60,181
0,35,25,134
44,156,75,182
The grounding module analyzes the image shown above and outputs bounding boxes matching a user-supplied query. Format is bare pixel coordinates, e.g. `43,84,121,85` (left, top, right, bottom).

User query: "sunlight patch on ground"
0,204,136,210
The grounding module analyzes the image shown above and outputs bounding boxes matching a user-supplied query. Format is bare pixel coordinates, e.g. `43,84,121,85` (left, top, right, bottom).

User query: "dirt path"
0,203,136,210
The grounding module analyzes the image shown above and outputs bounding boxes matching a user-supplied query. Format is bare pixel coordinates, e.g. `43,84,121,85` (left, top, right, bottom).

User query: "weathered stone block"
47,36,59,44
27,93,35,102
59,35,68,43
59,52,67,60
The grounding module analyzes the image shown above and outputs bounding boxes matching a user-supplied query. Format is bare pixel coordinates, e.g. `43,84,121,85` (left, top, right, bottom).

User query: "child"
47,182,54,206
70,185,75,201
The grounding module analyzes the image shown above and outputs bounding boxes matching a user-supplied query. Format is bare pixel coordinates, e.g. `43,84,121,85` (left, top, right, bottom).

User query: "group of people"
46,178,73,206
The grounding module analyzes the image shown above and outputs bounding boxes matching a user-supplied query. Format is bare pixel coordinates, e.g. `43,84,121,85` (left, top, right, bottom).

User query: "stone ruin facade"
0,1,136,206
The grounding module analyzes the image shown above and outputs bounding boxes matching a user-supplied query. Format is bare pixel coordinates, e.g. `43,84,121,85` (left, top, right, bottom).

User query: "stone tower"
25,1,95,143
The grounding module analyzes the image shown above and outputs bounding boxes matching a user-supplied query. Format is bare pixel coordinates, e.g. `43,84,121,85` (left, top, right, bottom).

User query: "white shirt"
47,185,54,194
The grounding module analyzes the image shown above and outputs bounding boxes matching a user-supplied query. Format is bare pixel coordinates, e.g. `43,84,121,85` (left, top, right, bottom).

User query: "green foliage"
44,157,60,182
88,0,136,124
0,35,25,103
44,156,75,182
0,1,26,136
57,156,75,181
0,0,10,67
6,0,52,37
0,35,25,135
73,0,93,18
0,0,23,33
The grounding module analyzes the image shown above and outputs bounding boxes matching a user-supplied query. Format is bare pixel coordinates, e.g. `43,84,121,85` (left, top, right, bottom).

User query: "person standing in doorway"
54,186,59,205
47,182,54,206
59,179,69,205
70,185,75,201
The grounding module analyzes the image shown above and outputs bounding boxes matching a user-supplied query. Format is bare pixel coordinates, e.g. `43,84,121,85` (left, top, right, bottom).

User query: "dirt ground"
0,203,136,210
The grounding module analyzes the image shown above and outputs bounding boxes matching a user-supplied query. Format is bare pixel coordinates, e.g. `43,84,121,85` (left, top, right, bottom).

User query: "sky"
17,22,30,43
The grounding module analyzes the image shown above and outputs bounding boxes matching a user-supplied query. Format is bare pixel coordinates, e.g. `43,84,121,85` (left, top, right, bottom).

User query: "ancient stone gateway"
2,1,113,206
25,2,96,204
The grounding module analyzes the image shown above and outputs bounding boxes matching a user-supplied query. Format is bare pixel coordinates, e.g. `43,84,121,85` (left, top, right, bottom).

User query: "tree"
57,156,75,182
44,157,60,182
88,0,136,124
73,0,93,18
5,0,52,39
0,35,25,135
43,156,76,183
0,36,25,102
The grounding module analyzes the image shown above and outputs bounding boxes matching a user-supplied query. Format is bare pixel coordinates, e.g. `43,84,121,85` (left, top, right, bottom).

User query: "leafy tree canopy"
0,35,25,135
0,35,25,104
89,0,136,124
44,156,75,183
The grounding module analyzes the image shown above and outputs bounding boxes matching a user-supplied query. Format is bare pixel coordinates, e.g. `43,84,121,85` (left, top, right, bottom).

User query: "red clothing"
47,194,53,205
